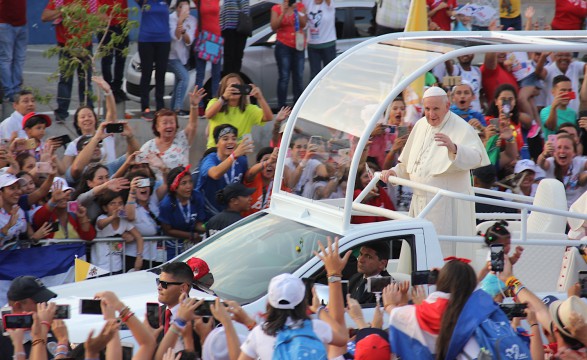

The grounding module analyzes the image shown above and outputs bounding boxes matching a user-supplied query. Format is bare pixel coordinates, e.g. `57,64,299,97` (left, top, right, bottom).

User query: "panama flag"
75,257,109,282
0,243,86,306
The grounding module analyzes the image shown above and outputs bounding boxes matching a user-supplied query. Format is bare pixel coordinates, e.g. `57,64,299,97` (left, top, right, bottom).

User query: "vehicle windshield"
177,212,336,303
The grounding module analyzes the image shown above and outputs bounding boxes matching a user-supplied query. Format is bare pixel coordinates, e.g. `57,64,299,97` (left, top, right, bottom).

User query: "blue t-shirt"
138,0,172,43
196,153,248,219
449,105,487,126
158,190,206,233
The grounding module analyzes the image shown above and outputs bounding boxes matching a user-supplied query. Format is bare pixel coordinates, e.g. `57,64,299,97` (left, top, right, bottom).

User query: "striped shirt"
220,0,250,30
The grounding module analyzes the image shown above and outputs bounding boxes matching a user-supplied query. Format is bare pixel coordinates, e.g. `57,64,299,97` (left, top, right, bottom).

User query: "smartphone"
501,99,512,118
367,276,393,293
537,16,545,29
50,134,72,147
54,304,70,319
0,306,12,333
302,278,315,307
138,178,150,188
146,302,160,329
80,299,102,315
384,125,396,134
36,162,52,173
567,91,577,100
548,134,557,148
411,270,439,286
194,299,215,317
288,0,296,6
3,314,33,330
23,138,37,150
48,221,59,233
490,244,505,272
397,126,409,138
118,210,127,218
121,342,134,360
105,123,124,134
309,136,323,148
341,280,349,307
231,83,252,95
499,303,527,320
579,271,587,298
489,118,500,133
242,133,253,143
67,201,79,213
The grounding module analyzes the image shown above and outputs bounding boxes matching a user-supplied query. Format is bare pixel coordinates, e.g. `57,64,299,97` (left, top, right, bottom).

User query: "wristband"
246,321,257,331
136,252,142,257
127,201,136,205
121,311,135,323
299,161,307,169
103,91,112,97
32,338,46,346
48,200,58,208
230,153,236,162
41,320,51,329
12,352,25,359
316,305,327,319
55,351,68,356
174,318,187,327
57,343,69,348
506,136,515,143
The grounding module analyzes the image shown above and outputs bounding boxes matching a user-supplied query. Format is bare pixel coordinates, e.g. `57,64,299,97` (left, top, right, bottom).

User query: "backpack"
272,319,327,360
474,309,531,360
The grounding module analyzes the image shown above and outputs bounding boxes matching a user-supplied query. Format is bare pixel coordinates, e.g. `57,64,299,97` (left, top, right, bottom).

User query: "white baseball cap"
0,174,26,189
514,159,546,179
202,324,246,360
268,273,305,310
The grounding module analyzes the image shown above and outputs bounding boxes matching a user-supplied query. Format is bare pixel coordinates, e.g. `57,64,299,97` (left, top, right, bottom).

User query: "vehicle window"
335,8,347,39
352,7,375,38
251,2,274,32
177,213,336,303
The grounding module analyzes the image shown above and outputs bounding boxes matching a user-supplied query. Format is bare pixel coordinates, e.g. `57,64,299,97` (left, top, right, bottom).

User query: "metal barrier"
38,236,185,276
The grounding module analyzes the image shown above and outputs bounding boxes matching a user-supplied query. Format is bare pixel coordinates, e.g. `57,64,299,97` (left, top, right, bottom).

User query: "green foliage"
43,0,139,105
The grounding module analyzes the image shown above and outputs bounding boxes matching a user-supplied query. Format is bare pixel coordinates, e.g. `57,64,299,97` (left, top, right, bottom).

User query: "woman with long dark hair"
385,260,478,359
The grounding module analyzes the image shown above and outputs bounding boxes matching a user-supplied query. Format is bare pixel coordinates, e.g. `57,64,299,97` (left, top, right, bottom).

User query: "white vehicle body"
53,31,587,349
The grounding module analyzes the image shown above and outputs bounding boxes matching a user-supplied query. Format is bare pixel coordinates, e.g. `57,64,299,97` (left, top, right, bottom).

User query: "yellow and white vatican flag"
75,257,109,282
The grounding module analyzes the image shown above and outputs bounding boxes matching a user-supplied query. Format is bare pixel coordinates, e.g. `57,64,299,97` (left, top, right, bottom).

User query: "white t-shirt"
64,135,116,163
0,112,26,140
507,52,535,82
240,319,333,360
302,0,336,45
0,206,27,246
284,158,322,195
127,194,159,260
544,156,587,208
543,61,585,114
92,215,135,272
450,64,482,112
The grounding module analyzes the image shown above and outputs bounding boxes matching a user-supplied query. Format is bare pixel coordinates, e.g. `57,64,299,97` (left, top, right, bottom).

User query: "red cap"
186,257,210,281
22,112,52,129
355,331,391,360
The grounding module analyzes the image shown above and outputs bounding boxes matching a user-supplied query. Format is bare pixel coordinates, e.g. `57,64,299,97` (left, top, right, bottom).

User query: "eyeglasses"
156,278,184,289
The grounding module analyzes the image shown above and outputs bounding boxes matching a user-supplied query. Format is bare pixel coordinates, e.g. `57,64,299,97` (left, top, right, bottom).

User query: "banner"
0,243,86,306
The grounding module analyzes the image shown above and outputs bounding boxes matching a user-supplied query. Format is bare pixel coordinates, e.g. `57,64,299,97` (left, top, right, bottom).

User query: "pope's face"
423,96,449,127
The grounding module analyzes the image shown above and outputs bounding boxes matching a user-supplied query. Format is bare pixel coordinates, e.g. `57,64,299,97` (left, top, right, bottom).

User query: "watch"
327,275,342,283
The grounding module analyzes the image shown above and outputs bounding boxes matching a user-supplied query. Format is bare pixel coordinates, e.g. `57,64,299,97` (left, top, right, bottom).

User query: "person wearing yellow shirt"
499,0,521,30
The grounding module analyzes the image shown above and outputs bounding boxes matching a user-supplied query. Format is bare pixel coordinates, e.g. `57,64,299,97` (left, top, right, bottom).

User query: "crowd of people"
3,236,587,360
4,0,587,359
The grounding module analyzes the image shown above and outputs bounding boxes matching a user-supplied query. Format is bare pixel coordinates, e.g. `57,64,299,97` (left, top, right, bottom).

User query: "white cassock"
392,111,489,255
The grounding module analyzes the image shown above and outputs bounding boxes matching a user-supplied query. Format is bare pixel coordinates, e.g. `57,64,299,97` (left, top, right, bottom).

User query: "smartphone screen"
146,302,160,328
105,123,124,134
499,303,527,320
80,299,102,315
367,276,393,293
67,201,79,213
579,271,587,298
490,244,505,272
194,300,215,317
3,314,33,330
49,221,59,233
54,304,70,319
121,342,134,360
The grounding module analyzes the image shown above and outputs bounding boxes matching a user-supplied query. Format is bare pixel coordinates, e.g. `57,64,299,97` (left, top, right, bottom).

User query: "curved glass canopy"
270,31,587,234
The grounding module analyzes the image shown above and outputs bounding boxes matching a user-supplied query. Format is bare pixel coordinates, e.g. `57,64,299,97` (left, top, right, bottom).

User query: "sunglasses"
156,278,184,289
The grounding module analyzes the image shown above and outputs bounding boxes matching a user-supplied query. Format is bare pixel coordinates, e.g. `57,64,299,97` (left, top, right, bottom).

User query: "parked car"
123,0,376,110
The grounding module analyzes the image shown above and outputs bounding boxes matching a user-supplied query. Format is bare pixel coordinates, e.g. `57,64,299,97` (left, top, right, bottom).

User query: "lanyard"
176,198,192,225
220,154,237,184
294,8,299,31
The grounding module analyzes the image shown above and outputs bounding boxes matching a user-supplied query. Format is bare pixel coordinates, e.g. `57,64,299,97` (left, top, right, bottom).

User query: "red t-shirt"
46,0,93,45
480,63,519,104
199,0,221,35
0,0,27,26
551,0,587,30
98,0,128,26
272,3,306,49
427,0,456,31
351,186,395,224
242,173,273,217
